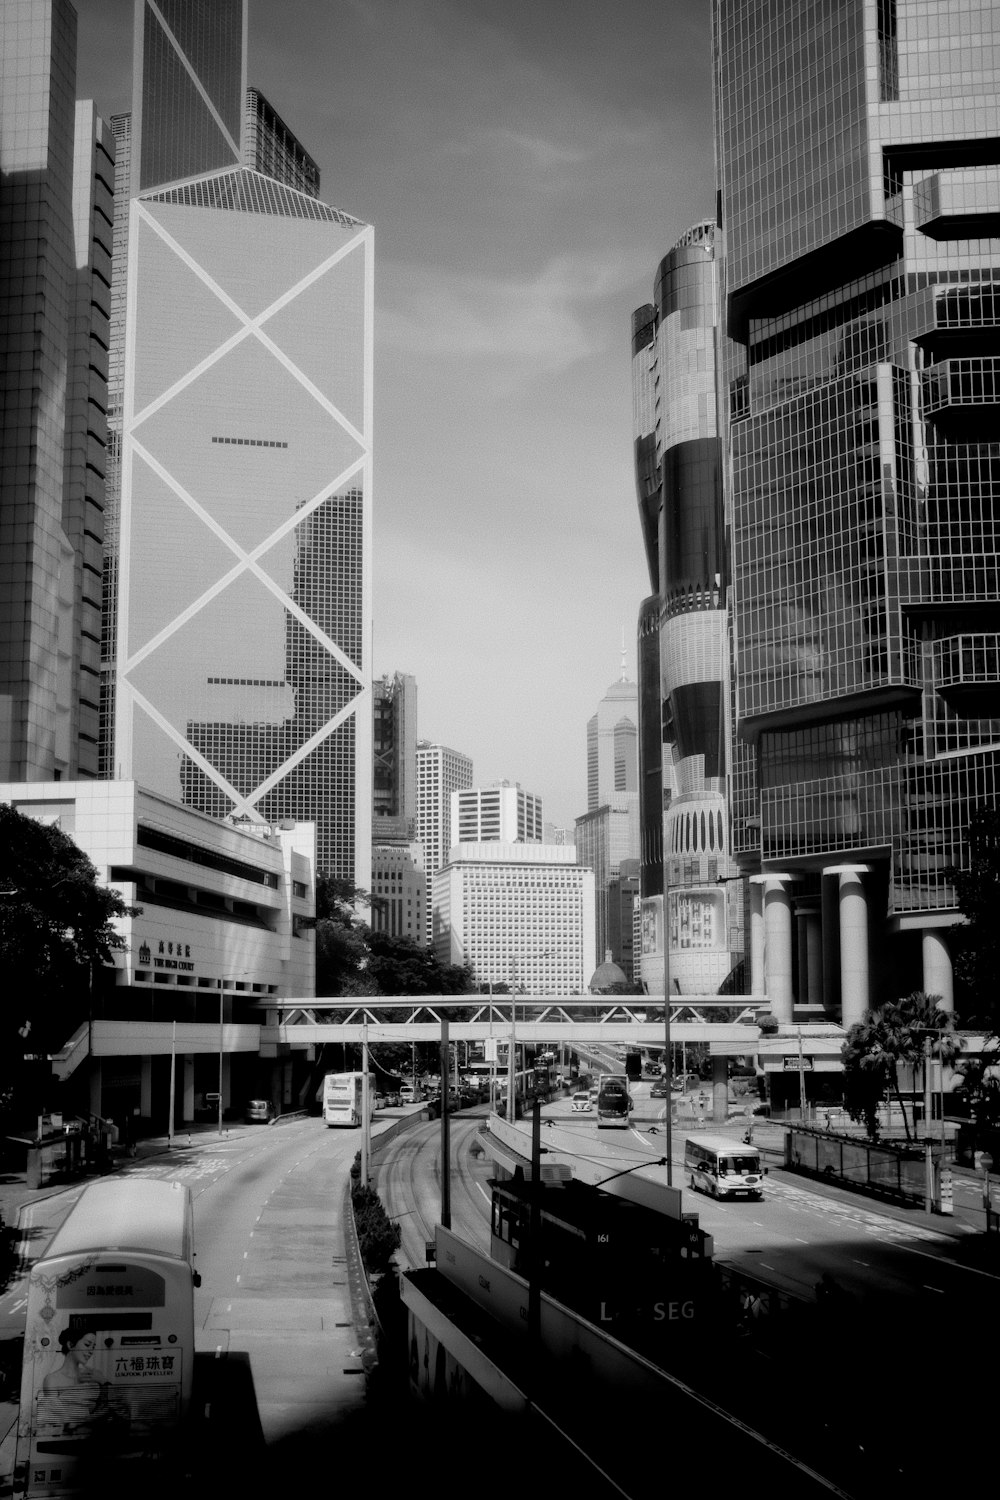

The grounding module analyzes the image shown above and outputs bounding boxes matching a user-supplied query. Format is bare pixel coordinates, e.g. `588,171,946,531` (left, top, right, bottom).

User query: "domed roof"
589,957,627,993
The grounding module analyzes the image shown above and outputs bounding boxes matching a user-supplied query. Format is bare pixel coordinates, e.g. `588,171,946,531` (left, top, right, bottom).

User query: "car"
650,1081,669,1099
571,1092,592,1112
374,1091,388,1110
399,1083,422,1104
383,1088,400,1107
245,1099,275,1124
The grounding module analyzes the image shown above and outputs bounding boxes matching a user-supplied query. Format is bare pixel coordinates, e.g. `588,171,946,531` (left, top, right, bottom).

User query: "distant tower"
587,665,639,811
453,782,543,845
415,741,473,943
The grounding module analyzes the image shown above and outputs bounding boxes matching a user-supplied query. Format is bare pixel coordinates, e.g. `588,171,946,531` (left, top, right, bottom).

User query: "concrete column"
821,873,839,1016
88,1060,102,1119
827,865,871,1029
748,878,766,996
711,1055,728,1124
762,875,796,1023
140,1057,152,1119
806,910,823,1010
922,929,954,1012
796,908,811,1008
182,1055,195,1123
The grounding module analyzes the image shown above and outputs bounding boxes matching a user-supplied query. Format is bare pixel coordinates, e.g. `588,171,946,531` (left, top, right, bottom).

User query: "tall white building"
433,844,596,997
107,1,372,888
415,740,472,940
453,781,542,845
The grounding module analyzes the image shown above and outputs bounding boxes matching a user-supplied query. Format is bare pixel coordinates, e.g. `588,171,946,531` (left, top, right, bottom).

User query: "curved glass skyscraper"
632,221,739,997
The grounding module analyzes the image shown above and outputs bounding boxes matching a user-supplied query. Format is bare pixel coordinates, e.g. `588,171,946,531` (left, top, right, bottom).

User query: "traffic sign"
782,1056,813,1070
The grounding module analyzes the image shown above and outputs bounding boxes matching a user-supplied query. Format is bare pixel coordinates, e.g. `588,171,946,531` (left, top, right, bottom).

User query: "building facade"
415,740,473,942
453,782,543,845
574,796,641,974
105,0,373,888
433,843,596,997
370,841,426,944
716,0,1000,1023
586,672,639,811
0,0,112,784
631,221,741,998
2,781,315,1128
373,671,417,830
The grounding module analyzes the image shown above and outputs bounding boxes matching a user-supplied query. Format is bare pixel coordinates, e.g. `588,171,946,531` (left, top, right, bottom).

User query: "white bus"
322,1071,370,1127
683,1134,766,1200
16,1178,198,1497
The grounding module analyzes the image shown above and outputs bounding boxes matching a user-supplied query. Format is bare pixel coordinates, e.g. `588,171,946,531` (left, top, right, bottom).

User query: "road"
0,1118,379,1496
372,1091,1000,1498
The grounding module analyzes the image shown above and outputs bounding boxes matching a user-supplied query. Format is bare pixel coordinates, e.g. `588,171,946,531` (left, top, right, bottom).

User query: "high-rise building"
716,0,1000,1024
106,1,372,887
574,796,640,972
373,671,417,830
453,782,543,845
370,842,426,944
0,0,113,782
433,843,596,997
416,741,473,874
631,221,740,998
586,671,639,811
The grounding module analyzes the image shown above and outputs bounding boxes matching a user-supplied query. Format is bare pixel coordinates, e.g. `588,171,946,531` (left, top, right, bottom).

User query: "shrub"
351,1178,401,1276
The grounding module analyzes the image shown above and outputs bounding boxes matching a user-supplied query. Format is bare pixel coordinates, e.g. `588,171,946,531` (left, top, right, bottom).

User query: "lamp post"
218,978,226,1138
662,890,673,1186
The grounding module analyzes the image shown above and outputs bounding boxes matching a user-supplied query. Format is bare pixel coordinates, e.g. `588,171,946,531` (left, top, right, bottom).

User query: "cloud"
377,252,629,372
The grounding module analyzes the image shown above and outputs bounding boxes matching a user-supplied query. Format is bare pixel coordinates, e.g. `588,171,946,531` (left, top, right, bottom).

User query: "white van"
399,1082,423,1104
683,1134,766,1200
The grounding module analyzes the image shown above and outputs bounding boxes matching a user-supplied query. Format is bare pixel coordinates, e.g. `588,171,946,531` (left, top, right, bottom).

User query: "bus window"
16,1179,197,1496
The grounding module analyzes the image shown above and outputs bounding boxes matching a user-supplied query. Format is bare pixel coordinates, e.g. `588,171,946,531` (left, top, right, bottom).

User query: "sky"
76,0,716,829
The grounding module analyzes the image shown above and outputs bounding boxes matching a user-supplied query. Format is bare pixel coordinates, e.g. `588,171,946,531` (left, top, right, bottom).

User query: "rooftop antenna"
620,626,627,680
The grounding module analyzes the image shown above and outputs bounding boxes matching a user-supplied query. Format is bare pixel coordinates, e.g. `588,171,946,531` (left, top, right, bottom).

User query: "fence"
785,1123,939,1206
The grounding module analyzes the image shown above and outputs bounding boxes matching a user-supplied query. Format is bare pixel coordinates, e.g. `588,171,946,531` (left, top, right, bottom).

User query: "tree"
0,805,135,1115
949,803,1000,1033
841,992,959,1142
312,876,473,1000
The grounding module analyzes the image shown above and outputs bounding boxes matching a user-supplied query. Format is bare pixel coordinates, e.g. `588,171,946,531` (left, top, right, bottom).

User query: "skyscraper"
416,740,472,942
586,670,639,811
0,0,113,782
631,221,740,997
373,671,417,832
107,1,372,886
716,0,1000,1023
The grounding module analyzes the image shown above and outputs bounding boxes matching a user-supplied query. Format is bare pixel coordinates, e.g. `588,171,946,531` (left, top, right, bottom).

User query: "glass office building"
108,1,373,886
715,0,1000,1022
632,221,739,997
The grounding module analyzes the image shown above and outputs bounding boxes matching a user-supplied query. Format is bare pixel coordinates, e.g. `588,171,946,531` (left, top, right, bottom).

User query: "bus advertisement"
322,1071,369,1128
16,1179,198,1497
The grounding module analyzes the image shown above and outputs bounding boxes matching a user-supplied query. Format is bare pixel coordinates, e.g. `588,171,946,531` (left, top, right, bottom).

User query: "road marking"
477,1183,491,1204
923,1284,944,1293
852,1259,870,1267
236,1275,241,1283
794,1238,809,1244
760,1262,775,1271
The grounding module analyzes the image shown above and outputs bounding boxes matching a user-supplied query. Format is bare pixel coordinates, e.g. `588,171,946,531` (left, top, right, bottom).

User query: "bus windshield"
719,1155,759,1175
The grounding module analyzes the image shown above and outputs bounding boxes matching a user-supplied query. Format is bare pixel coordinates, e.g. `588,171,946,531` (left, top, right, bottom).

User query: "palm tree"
842,991,960,1142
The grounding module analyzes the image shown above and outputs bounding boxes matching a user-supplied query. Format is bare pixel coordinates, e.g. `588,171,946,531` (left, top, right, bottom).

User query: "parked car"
245,1099,275,1124
650,1081,669,1099
571,1091,593,1112
374,1092,388,1110
383,1087,401,1107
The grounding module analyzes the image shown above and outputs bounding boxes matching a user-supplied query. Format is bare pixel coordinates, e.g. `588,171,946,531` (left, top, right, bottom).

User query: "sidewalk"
0,1120,260,1232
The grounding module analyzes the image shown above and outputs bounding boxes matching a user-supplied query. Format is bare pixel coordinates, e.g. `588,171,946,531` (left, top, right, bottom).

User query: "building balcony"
913,166,1000,242
921,356,1000,439
932,631,1000,717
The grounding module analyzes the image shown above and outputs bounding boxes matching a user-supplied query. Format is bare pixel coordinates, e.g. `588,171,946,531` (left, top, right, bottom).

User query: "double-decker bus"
16,1178,198,1496
596,1074,632,1129
322,1071,369,1127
